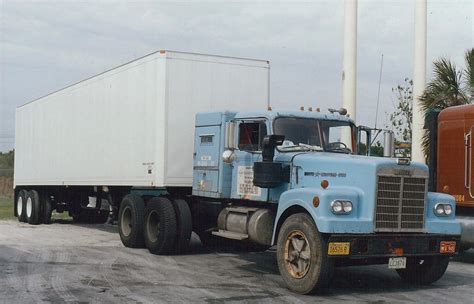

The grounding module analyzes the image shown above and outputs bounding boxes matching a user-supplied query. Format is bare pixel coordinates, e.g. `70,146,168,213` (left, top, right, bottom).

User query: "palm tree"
420,48,473,158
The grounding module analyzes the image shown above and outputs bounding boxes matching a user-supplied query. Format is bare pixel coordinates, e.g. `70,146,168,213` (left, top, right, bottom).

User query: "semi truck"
14,50,461,294
426,104,474,250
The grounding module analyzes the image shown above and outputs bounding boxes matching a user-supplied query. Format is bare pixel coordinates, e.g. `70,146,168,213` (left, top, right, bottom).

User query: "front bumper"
327,233,460,258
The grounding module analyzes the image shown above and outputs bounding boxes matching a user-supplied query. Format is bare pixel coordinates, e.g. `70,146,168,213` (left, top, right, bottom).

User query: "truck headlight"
434,203,453,216
331,200,353,214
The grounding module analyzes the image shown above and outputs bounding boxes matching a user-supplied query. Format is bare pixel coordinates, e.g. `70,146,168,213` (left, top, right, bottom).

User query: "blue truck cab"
191,109,461,294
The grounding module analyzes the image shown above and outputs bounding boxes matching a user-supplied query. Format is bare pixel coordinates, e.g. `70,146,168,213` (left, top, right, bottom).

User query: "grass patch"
0,196,14,220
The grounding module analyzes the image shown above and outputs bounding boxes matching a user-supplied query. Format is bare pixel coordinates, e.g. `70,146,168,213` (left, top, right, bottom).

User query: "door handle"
464,132,470,189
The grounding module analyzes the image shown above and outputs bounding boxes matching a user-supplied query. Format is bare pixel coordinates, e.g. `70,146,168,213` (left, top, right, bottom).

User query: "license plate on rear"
388,257,406,269
328,242,350,255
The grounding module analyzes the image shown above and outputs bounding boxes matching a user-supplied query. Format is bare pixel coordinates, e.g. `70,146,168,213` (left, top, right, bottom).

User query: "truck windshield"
273,117,354,153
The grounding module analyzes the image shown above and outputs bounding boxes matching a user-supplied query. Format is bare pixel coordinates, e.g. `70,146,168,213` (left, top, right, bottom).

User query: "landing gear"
41,193,53,224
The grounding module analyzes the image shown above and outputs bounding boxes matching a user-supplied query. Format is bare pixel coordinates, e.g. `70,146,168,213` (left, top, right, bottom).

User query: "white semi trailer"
14,50,270,224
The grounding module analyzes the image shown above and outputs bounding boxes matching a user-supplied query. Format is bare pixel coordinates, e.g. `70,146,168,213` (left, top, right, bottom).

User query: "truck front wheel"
396,255,450,285
118,194,145,248
276,213,333,294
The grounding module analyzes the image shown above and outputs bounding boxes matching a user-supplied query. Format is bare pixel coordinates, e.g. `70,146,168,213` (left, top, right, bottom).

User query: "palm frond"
419,53,471,160
464,48,473,100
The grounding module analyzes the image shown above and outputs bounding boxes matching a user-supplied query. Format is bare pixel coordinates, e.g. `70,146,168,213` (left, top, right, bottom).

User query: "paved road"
0,220,473,303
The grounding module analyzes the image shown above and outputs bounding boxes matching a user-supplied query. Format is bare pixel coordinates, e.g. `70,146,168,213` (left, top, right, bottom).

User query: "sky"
0,0,472,152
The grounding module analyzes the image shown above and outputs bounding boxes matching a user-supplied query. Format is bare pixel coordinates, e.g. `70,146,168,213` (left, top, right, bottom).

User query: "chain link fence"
0,169,13,197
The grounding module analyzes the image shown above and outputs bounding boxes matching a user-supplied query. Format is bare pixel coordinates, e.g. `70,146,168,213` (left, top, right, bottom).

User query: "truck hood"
274,151,428,190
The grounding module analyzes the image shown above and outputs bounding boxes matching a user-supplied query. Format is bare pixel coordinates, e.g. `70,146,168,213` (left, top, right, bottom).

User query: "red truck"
428,104,474,250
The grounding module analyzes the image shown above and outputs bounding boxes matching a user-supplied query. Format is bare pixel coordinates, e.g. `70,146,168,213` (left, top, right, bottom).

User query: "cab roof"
233,109,355,124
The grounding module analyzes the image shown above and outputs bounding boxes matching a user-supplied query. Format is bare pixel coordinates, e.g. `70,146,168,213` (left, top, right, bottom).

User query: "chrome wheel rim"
26,197,32,218
146,210,160,243
121,206,132,237
284,230,311,279
17,197,23,216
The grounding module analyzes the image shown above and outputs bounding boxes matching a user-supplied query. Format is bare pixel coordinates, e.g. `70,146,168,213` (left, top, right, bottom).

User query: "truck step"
212,229,249,240
225,207,259,214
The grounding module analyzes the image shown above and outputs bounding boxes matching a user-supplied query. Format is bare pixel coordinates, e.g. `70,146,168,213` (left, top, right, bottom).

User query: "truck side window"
238,122,267,151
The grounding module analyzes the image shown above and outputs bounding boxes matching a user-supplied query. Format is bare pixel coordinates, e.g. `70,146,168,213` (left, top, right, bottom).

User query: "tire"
118,194,145,248
396,255,450,285
144,197,177,255
42,194,53,224
16,190,28,222
26,190,42,225
171,198,193,254
276,213,333,294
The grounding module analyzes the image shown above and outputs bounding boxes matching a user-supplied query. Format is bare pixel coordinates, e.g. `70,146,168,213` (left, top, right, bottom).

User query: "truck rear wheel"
118,194,145,248
16,190,28,222
276,213,333,294
396,255,450,285
171,198,192,254
26,190,42,225
144,197,177,255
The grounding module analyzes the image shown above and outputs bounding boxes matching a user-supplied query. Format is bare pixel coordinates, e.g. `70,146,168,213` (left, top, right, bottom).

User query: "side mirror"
262,135,285,162
224,121,236,149
357,126,372,156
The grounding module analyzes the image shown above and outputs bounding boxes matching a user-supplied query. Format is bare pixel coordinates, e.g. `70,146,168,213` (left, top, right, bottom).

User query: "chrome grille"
375,175,427,232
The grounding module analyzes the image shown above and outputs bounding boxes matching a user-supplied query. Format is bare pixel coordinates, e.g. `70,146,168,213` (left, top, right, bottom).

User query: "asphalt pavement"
0,220,473,303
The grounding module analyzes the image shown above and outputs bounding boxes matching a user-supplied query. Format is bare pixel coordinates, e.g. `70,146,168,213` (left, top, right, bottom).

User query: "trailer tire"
16,190,28,222
26,190,42,225
171,198,193,254
42,194,53,224
276,213,333,295
144,197,177,255
396,255,450,285
118,194,145,248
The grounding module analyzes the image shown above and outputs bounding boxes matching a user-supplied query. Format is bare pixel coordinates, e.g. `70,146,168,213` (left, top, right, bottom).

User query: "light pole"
412,0,427,163
342,0,358,147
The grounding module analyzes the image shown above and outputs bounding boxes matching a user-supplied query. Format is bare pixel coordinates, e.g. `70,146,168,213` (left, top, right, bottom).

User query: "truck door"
231,120,268,201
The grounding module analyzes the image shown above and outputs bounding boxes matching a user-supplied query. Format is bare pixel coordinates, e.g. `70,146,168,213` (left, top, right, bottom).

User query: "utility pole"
342,0,358,147
412,0,427,163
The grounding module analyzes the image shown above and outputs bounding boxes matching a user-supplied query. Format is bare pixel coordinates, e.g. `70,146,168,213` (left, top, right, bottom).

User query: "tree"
420,48,473,158
0,150,14,169
388,78,413,143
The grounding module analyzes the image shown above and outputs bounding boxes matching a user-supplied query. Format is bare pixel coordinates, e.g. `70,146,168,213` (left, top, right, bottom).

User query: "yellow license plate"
328,242,350,255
